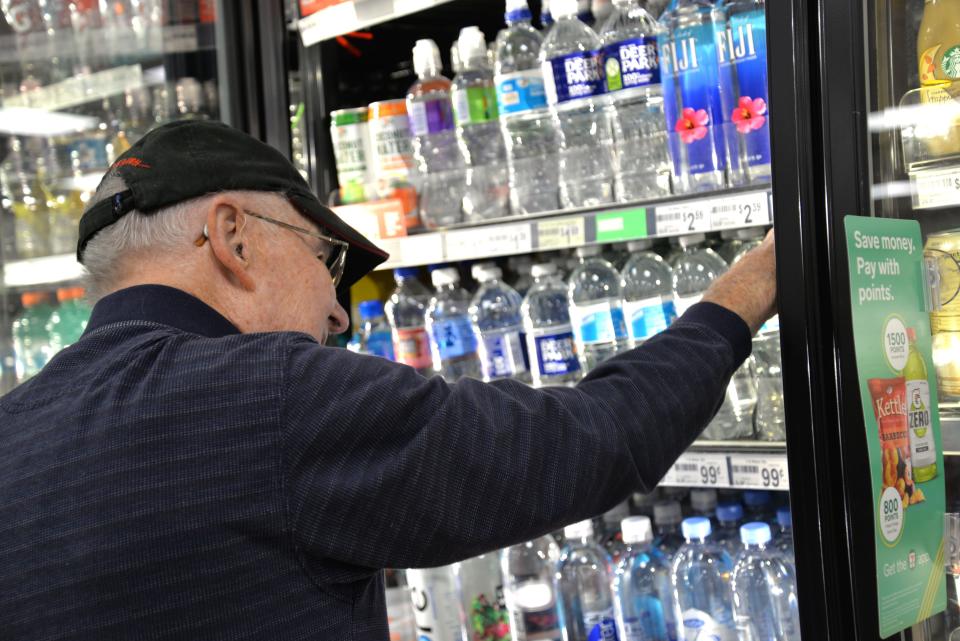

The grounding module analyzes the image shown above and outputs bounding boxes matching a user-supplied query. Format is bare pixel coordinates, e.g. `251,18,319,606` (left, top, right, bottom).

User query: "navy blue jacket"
0,285,751,640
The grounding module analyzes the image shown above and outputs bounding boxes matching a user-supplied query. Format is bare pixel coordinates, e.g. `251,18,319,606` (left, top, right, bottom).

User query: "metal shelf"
298,0,457,47
3,254,84,290
366,186,772,270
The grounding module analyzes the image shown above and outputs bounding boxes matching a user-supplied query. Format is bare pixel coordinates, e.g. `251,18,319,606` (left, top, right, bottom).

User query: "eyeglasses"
196,209,349,287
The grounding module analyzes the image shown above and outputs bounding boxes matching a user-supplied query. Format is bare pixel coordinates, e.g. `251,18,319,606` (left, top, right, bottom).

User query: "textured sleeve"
280,302,751,574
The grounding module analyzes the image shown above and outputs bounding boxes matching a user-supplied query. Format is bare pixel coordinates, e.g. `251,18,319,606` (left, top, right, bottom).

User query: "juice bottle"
917,0,960,157
904,327,938,482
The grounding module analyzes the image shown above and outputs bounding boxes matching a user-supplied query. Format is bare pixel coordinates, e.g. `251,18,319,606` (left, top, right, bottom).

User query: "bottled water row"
331,0,769,228
392,489,798,641
352,230,784,441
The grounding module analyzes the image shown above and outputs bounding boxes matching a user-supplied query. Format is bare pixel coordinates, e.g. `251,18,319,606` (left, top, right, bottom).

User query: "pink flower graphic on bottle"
675,108,710,144
731,96,767,134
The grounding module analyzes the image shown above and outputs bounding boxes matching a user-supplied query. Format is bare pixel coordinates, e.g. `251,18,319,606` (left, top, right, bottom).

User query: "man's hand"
701,230,778,335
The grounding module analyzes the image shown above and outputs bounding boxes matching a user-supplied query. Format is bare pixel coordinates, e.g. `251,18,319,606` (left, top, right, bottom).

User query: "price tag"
661,453,731,488
536,217,586,250
912,167,960,210
445,223,533,261
298,1,358,46
730,454,790,490
710,191,771,230
399,233,445,266
653,201,710,236
163,24,200,53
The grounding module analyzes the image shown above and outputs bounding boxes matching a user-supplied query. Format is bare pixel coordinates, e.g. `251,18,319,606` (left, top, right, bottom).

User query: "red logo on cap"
114,157,152,169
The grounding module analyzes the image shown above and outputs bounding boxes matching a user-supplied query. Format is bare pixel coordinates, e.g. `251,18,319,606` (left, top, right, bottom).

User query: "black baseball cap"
78,120,389,288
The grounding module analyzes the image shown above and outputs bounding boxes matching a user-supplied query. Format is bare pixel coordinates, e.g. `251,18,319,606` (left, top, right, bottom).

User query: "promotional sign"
845,216,947,637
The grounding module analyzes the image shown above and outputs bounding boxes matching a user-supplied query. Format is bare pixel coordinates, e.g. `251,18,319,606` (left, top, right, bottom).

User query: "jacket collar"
84,285,241,338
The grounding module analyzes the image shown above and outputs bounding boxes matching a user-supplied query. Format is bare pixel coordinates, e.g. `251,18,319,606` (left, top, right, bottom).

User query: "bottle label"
366,331,395,361
602,37,661,93
583,609,619,641
464,589,512,641
623,296,677,342
531,329,582,377
330,121,370,202
679,609,735,641
481,330,528,379
906,378,938,470
394,327,433,369
407,570,463,641
621,596,669,641
542,51,605,105
495,69,549,115
571,302,628,345
431,317,479,360
716,9,770,169
673,295,701,318
409,98,456,136
370,114,416,190
454,85,500,125
659,24,727,177
515,606,562,640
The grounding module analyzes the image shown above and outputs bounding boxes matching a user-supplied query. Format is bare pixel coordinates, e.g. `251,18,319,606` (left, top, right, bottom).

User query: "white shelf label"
730,453,790,490
163,24,199,53
399,232,445,266
912,167,960,210
710,191,771,229
654,201,710,236
298,2,359,47
445,223,533,260
536,217,586,250
661,452,731,488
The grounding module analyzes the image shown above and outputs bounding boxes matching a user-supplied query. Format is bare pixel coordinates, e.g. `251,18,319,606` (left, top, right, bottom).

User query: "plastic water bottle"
742,490,774,524
652,501,684,561
658,0,728,193
522,262,584,387
508,255,535,296
754,332,786,441
12,292,56,380
347,300,396,360
568,246,628,372
670,234,727,317
542,0,556,32
408,39,466,228
470,263,531,382
671,517,736,641
774,508,795,568
599,0,673,200
386,268,434,376
502,536,564,641
454,27,511,222
621,239,677,347
556,520,620,641
386,571,418,641
613,516,677,641
644,0,669,19
47,287,91,353
578,0,596,24
713,503,745,556
601,501,633,563
495,0,561,215
715,0,771,186
541,0,617,208
690,489,717,521
454,552,513,641
730,523,800,641
407,566,464,641
428,267,484,382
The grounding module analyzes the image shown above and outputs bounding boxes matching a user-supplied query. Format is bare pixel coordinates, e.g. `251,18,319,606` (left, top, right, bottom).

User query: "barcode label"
661,453,731,488
676,463,699,472
730,454,790,490
710,191,770,230
732,464,760,474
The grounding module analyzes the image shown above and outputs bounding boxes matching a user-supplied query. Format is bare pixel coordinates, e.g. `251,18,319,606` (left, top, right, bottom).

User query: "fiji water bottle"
454,552,513,641
620,239,677,348
407,39,466,228
522,262,584,387
386,268,434,376
599,0,673,200
541,0,617,208
613,516,677,641
502,536,564,641
454,27,511,221
712,503,745,556
427,266,484,382
407,566,465,641
670,517,736,641
731,523,801,641
495,0,560,215
715,0,770,185
658,0,728,193
470,263,531,383
557,520,620,641
568,245,628,372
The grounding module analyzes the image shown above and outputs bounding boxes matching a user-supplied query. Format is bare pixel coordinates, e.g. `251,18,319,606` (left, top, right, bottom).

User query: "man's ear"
204,197,255,291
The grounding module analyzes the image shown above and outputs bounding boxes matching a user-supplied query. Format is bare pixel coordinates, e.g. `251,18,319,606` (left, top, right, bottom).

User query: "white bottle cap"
681,516,713,540
627,239,653,252
564,519,594,540
506,0,530,12
690,489,718,513
621,516,654,545
431,267,460,287
458,26,488,67
472,264,503,282
653,500,682,526
551,0,578,18
575,245,601,258
413,39,443,77
531,263,558,278
450,41,462,74
740,522,772,546
678,233,707,249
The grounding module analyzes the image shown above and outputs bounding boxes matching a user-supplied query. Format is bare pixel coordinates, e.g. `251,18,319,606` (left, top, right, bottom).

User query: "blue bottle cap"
394,267,420,278
506,7,532,23
716,503,744,522
740,522,772,546
681,516,712,540
358,300,385,319
776,507,792,529
743,490,772,507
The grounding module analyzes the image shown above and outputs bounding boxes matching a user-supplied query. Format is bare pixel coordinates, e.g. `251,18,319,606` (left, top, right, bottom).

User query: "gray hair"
81,172,288,301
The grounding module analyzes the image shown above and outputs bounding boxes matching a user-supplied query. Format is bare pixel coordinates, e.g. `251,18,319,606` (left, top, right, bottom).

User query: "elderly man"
0,121,777,639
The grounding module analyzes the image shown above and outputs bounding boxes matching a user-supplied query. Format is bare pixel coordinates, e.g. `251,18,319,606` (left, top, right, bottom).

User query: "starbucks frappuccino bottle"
918,0,960,156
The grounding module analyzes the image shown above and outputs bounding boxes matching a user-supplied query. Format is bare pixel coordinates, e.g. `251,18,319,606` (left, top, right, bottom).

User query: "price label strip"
660,452,732,488
710,190,771,230
911,167,960,210
730,453,790,490
298,1,359,46
652,200,711,236
536,217,587,250
399,232,445,266
445,223,533,261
